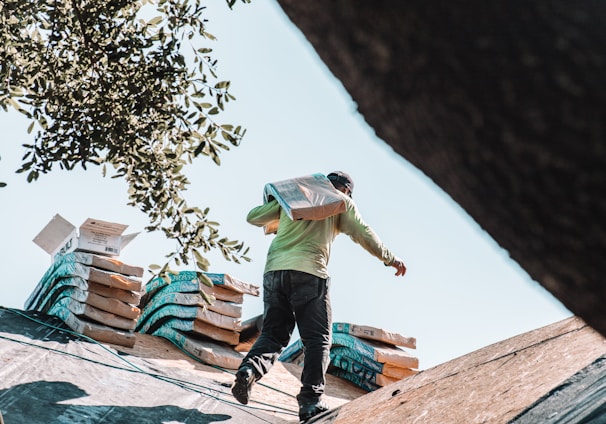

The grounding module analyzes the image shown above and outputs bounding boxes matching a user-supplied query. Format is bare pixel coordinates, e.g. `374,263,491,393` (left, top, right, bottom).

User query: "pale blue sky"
0,1,571,369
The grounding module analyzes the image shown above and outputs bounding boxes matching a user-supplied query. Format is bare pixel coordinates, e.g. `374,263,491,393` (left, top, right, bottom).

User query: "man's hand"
390,257,407,277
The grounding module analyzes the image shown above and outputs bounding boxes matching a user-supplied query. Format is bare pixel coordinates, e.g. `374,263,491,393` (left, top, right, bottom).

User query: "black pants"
239,270,332,404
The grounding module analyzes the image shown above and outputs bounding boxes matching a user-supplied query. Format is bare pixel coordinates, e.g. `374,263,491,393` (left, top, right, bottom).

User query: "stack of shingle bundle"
136,270,260,369
279,322,418,391
24,252,143,347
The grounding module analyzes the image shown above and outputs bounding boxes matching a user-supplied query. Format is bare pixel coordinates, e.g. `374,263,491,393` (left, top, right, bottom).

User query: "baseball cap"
327,171,354,197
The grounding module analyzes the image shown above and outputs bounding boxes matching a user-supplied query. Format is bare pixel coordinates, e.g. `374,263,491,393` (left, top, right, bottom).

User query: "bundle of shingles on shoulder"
279,323,419,391
136,270,262,370
24,251,144,348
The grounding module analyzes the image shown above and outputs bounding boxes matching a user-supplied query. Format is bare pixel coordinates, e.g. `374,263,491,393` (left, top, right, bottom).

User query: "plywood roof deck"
312,317,606,423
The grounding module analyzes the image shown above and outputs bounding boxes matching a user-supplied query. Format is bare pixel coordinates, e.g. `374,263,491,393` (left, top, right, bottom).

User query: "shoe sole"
231,374,253,405
299,405,330,422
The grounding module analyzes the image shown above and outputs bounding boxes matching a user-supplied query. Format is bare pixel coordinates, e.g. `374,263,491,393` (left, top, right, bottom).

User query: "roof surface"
2,308,605,424
310,316,606,423
0,307,364,423
510,354,606,423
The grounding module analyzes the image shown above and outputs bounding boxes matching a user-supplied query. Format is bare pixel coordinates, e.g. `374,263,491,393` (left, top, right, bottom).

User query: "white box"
262,173,346,234
33,214,139,260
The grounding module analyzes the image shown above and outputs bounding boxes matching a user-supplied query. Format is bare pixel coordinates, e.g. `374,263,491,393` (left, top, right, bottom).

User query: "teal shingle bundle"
137,271,260,369
279,322,419,391
25,252,144,347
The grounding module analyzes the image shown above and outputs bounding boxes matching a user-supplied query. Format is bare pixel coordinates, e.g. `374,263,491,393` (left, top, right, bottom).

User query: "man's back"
247,192,395,279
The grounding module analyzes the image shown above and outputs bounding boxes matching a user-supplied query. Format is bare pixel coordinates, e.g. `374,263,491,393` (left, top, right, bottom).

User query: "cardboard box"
262,173,346,234
34,214,139,261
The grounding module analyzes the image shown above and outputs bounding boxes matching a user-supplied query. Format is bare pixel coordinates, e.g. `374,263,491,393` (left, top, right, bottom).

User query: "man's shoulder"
340,194,356,211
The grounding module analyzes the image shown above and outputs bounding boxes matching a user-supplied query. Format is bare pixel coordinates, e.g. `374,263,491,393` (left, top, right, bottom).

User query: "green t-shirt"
247,195,395,279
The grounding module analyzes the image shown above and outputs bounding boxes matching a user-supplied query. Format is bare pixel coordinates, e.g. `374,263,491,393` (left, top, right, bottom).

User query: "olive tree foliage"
0,0,251,290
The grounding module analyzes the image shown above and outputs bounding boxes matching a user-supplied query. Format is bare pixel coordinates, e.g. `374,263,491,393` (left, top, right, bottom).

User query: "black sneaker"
299,399,329,422
231,366,256,405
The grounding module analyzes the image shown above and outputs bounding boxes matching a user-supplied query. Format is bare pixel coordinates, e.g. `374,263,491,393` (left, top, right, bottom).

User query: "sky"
0,1,571,370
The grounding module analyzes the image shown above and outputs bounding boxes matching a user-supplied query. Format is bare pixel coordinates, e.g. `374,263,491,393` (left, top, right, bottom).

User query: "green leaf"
197,272,214,288
148,16,163,26
199,289,214,306
203,31,217,41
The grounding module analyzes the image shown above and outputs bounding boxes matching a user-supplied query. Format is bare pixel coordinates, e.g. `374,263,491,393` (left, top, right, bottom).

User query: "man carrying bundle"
232,171,407,422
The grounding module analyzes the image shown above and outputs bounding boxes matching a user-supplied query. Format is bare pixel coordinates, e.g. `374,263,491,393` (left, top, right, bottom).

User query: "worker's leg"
238,270,296,377
232,271,296,404
291,271,332,406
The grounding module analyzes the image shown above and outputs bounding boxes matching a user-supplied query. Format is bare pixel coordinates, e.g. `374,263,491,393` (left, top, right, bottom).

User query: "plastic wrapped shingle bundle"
261,173,346,234
136,270,261,369
25,252,144,347
279,322,419,391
